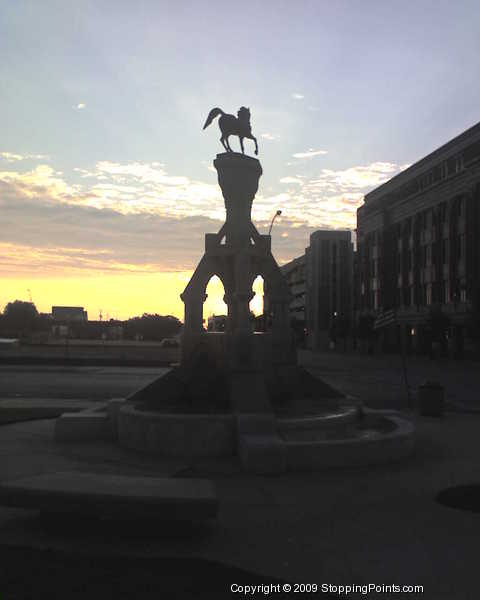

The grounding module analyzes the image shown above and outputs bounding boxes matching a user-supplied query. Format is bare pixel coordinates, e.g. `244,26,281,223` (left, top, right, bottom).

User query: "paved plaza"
0,353,479,598
300,350,480,412
0,365,164,401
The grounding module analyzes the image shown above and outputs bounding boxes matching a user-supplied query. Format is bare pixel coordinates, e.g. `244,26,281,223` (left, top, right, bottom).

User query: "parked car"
159,337,180,348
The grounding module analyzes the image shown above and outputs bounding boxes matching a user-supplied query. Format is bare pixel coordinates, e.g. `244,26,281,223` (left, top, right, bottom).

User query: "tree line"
0,300,182,341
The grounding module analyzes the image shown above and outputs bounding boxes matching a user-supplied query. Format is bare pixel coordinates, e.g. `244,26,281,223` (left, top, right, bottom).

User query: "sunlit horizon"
2,1,479,320
0,273,265,322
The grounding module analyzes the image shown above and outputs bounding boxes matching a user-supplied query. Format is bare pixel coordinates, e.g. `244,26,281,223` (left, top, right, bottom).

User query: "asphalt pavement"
0,365,166,401
0,353,480,598
300,350,480,411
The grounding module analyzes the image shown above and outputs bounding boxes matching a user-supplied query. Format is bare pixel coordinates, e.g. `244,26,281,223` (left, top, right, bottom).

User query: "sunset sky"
2,1,479,320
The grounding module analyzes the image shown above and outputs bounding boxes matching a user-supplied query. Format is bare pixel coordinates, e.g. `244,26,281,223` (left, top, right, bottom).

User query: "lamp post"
263,210,282,328
268,210,282,235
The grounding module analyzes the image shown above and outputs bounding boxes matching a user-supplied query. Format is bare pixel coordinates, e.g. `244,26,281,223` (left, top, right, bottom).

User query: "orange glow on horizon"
0,272,265,322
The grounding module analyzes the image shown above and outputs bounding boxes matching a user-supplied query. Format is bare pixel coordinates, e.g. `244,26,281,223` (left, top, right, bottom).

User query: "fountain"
56,108,415,473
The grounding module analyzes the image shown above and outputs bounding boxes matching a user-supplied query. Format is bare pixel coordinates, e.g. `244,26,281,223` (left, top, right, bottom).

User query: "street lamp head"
268,209,283,236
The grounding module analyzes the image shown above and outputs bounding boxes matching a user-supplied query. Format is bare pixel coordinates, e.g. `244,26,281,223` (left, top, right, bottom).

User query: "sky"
1,0,479,320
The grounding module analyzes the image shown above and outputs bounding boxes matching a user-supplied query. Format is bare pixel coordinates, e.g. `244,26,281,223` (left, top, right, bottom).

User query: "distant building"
207,315,227,332
356,121,480,355
105,325,123,340
280,255,306,344
51,306,88,322
305,230,354,350
51,324,69,338
274,231,354,350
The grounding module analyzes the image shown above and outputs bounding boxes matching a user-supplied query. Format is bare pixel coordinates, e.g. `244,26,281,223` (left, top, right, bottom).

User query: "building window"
426,245,432,266
444,281,450,304
457,234,465,260
442,239,449,264
426,210,432,229
438,202,447,223
406,250,412,270
457,197,464,217
426,284,432,306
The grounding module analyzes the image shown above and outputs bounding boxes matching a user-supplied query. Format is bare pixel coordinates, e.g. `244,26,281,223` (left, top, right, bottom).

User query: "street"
0,366,166,401
0,353,478,410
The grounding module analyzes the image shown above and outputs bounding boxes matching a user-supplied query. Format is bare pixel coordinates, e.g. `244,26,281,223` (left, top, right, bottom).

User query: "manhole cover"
436,484,480,513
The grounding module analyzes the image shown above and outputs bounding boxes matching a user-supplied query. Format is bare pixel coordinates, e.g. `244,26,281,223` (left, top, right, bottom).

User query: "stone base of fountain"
55,151,415,473
106,347,415,472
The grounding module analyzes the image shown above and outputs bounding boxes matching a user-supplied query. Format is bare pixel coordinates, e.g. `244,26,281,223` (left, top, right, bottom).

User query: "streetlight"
268,210,282,235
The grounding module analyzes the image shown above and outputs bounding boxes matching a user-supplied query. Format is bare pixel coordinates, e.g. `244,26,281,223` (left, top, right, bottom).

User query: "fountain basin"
118,404,235,457
115,402,414,469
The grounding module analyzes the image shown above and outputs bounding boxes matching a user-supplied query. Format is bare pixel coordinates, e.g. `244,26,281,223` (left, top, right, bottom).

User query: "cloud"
0,164,80,200
279,177,303,184
292,93,305,100
292,149,328,159
0,152,50,163
0,152,407,276
0,178,223,275
254,161,407,237
307,162,402,190
76,103,86,109
2,160,223,219
261,133,279,141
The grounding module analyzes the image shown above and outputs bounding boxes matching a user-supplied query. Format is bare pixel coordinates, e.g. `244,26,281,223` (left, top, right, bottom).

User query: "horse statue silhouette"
203,107,258,155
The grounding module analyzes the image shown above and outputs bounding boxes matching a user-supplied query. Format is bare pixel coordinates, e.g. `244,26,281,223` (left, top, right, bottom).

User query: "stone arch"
204,274,228,328
246,255,291,339
181,256,231,334
249,274,265,317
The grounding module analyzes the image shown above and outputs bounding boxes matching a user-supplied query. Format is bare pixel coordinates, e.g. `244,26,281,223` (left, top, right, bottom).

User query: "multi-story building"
280,254,306,343
356,121,480,355
51,306,88,322
305,230,354,350
207,315,227,332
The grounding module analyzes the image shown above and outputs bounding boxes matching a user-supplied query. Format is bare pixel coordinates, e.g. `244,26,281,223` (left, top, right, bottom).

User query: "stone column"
214,153,262,248
181,291,206,334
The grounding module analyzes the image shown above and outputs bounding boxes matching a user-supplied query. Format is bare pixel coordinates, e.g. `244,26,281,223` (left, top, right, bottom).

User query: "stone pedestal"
180,153,295,372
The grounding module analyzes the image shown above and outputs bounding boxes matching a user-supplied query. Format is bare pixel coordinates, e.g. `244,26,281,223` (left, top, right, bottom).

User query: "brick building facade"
356,122,480,355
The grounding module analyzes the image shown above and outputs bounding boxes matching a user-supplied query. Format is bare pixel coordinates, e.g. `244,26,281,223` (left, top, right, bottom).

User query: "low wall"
118,404,236,457
0,342,179,366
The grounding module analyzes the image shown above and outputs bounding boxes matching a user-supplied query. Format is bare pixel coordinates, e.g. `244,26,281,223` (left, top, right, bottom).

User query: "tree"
2,300,39,337
123,314,182,341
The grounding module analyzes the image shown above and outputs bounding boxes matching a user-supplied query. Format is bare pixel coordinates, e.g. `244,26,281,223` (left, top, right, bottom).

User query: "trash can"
418,381,445,416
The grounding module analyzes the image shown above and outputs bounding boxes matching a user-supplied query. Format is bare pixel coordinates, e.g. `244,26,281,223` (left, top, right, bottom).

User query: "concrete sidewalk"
0,410,479,599
0,398,99,425
300,349,480,411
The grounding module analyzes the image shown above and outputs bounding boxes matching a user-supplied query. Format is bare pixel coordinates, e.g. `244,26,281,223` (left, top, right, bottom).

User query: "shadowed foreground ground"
0,545,312,599
1,352,480,599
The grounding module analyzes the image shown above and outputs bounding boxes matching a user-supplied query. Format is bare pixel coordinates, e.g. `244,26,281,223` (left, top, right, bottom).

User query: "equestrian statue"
203,107,258,155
